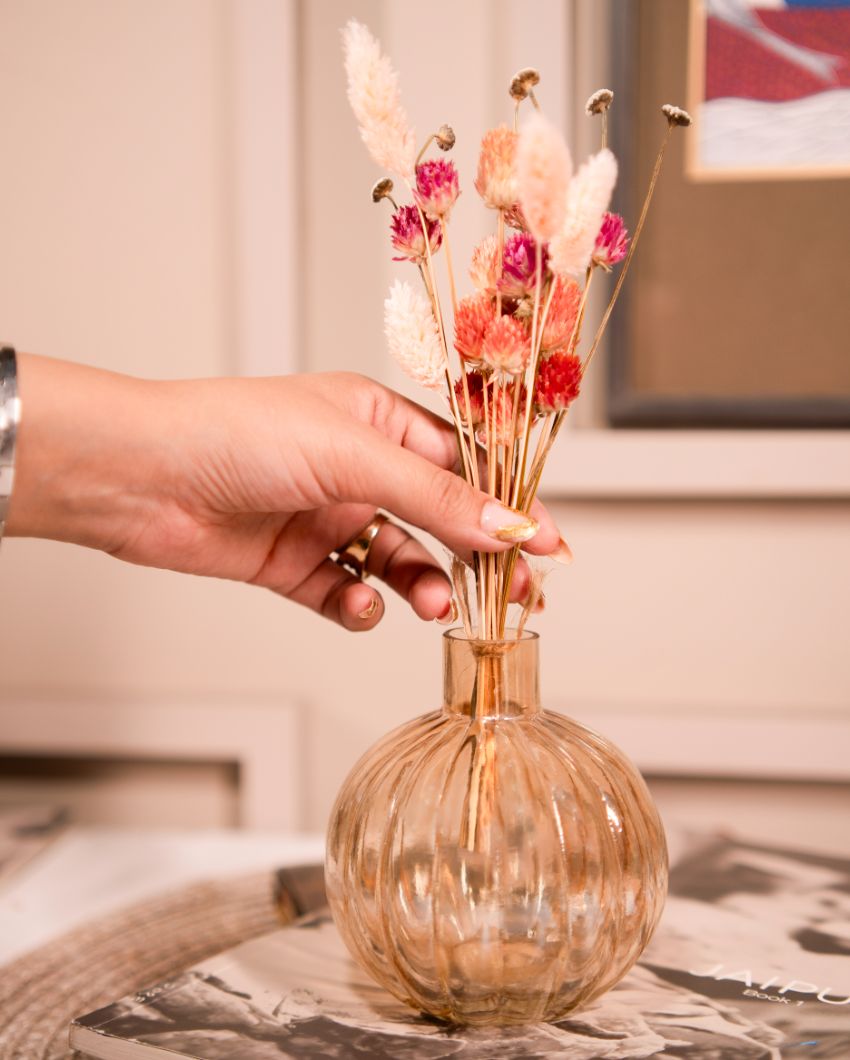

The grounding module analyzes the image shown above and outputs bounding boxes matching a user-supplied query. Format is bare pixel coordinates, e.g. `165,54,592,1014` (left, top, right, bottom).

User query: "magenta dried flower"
414,159,460,220
390,204,442,262
498,232,549,298
592,211,629,271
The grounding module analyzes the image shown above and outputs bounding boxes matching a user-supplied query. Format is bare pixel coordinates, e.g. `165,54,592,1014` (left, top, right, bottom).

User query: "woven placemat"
0,865,324,1060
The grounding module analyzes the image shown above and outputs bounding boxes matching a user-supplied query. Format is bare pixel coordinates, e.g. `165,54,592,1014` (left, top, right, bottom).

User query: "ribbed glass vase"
325,629,667,1026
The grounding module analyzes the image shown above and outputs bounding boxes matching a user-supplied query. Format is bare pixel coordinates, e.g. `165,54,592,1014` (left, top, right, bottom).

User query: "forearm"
5,353,167,551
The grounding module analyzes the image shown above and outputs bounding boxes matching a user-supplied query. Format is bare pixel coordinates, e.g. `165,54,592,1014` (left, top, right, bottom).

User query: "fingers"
333,422,561,560
365,519,453,621
336,379,566,560
284,557,386,632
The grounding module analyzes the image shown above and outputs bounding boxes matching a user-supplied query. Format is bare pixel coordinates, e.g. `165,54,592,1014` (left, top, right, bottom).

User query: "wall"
0,0,847,832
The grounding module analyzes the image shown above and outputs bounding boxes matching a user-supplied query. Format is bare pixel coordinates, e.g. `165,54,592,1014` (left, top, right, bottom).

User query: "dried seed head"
371,177,394,203
510,67,540,101
585,88,614,116
661,103,692,128
435,124,456,151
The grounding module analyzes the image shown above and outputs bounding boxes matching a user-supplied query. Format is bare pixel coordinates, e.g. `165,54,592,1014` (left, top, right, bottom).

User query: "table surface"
2,783,848,971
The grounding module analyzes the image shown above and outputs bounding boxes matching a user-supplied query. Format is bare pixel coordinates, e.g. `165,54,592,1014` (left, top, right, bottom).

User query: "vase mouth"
443,628,538,651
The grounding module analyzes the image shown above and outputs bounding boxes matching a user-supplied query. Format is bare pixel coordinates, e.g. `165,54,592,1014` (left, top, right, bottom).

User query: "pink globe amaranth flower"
390,205,442,262
534,351,582,413
498,232,549,299
475,125,518,210
481,314,531,376
414,159,460,220
541,274,581,353
453,372,485,427
454,291,495,365
592,211,629,270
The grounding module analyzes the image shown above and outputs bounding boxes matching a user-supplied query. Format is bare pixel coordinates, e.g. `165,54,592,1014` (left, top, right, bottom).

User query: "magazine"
70,831,850,1059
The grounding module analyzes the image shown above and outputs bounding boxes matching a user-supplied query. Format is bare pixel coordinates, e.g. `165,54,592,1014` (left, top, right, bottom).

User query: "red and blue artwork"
695,0,850,174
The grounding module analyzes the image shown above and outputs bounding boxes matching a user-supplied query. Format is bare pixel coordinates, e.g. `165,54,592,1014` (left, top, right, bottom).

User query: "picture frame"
606,0,850,429
686,0,850,183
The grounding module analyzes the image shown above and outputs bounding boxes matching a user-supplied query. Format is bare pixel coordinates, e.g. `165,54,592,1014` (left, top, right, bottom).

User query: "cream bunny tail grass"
343,20,416,178
384,280,447,389
549,148,618,277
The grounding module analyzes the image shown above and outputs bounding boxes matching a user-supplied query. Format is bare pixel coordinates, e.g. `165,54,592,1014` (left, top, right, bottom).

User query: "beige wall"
0,0,847,832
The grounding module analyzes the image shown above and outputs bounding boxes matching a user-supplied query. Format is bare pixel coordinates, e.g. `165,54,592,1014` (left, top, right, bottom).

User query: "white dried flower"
661,103,692,127
549,148,618,277
516,111,572,242
384,280,446,390
585,89,614,116
343,20,416,178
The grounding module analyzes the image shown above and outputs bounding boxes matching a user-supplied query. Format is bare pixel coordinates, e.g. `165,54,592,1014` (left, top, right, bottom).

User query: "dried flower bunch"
343,20,690,641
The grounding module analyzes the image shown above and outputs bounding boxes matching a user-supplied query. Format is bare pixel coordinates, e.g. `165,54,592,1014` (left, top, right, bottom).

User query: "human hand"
8,356,566,630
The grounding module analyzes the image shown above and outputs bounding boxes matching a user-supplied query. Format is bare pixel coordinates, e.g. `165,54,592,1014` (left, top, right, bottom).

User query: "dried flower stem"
415,134,436,167
582,124,673,375
451,555,474,637
441,227,481,493
412,200,474,485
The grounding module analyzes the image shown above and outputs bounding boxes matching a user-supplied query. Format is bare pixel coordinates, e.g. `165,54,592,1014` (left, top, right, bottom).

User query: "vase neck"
442,630,540,720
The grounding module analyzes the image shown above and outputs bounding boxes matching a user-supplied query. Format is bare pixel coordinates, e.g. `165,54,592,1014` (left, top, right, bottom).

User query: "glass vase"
325,629,667,1026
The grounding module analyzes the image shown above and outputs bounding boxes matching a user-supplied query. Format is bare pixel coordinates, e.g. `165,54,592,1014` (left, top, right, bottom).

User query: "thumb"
335,425,559,557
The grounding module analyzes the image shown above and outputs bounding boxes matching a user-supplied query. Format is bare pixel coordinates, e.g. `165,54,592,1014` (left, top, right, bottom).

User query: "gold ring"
334,513,390,580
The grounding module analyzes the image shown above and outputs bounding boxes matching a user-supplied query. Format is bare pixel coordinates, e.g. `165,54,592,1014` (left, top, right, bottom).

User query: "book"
70,830,850,1059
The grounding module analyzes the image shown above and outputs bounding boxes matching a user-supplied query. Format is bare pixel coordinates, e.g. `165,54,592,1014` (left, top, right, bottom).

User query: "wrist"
5,353,166,551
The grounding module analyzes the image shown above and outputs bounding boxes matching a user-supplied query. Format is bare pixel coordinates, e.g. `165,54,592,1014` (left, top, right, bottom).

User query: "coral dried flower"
474,124,519,211
343,20,416,177
503,202,528,231
498,232,549,299
390,205,442,262
516,111,572,242
549,148,618,277
384,280,446,389
541,275,581,353
454,291,496,365
414,159,460,220
481,314,531,375
454,372,485,427
534,351,582,413
480,383,528,446
593,212,629,270
469,234,501,296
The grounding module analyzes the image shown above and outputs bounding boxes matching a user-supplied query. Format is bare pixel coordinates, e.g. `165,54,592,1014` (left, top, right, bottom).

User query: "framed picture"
606,0,850,428
687,0,850,181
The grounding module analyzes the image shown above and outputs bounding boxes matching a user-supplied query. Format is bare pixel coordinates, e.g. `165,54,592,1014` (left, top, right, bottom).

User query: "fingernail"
481,501,539,543
549,537,573,564
358,596,379,620
435,599,459,626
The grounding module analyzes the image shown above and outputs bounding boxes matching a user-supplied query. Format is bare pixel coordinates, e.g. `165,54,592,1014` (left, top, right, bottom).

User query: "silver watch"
0,347,20,541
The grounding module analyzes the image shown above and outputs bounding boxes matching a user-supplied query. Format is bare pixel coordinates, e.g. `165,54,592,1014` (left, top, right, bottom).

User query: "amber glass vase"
325,630,667,1026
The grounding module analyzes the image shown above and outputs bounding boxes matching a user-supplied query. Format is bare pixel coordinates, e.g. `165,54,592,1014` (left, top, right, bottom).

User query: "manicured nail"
435,599,459,625
549,537,573,564
358,596,379,620
481,501,539,543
